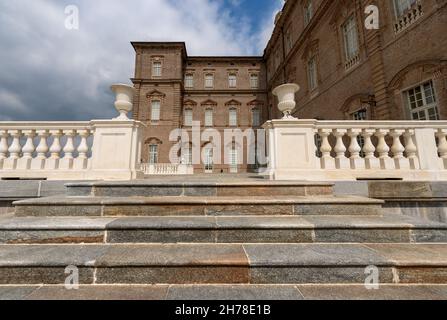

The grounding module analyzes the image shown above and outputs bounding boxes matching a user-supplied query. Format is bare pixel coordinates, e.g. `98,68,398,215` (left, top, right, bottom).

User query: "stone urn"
272,83,300,119
110,84,136,120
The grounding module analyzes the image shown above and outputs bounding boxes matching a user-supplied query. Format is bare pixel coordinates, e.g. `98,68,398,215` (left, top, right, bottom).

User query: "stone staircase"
1,180,447,300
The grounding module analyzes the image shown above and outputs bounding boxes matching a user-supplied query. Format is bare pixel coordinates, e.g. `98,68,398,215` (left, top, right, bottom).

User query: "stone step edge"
13,196,384,206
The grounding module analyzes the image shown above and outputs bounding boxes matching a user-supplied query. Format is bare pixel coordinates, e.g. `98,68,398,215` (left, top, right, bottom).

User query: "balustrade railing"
141,163,194,175
0,122,93,173
264,119,447,181
394,1,423,34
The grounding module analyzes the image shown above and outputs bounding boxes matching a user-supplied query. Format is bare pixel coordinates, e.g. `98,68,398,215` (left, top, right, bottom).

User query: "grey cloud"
0,0,277,121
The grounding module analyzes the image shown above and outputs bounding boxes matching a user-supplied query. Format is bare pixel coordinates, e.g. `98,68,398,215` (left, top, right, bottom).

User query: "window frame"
205,74,214,89
252,108,261,127
304,0,313,26
229,107,238,127
151,100,161,121
342,15,360,62
404,80,439,121
307,56,318,91
393,0,417,18
152,61,162,77
184,108,193,127
205,108,214,127
149,144,159,164
250,74,259,89
228,74,237,88
184,74,194,88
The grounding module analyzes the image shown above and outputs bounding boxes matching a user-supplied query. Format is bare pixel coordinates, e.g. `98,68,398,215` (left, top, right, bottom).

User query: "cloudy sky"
0,0,282,121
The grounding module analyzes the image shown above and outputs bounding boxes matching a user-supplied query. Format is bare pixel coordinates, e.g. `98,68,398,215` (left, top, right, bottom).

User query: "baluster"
333,129,349,169
74,129,90,170
60,130,76,170
404,129,419,170
390,129,408,170
318,129,335,169
31,130,49,170
348,129,364,170
17,130,36,170
4,130,22,170
0,130,8,169
362,129,379,169
436,129,447,169
375,129,393,169
46,130,62,170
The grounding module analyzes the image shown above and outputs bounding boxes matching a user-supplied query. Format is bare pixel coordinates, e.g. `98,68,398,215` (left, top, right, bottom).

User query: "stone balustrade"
264,119,447,181
141,163,194,176
394,1,423,34
0,120,144,181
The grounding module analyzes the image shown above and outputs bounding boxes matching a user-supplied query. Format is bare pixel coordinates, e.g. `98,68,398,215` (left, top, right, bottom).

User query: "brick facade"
132,0,447,173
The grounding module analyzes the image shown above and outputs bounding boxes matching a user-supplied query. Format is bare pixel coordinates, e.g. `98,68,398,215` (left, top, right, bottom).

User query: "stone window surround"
150,56,164,78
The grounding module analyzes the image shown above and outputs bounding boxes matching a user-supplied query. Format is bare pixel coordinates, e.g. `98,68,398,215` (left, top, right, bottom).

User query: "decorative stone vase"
110,84,136,120
272,83,300,119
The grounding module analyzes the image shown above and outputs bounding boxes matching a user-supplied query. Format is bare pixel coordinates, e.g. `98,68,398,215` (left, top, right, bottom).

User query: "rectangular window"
184,109,193,126
394,0,417,17
250,74,259,89
205,74,214,88
406,80,439,120
304,1,313,25
229,74,237,88
185,74,194,88
343,16,359,61
149,145,158,164
205,109,213,127
152,61,162,77
307,57,317,91
183,146,192,165
229,109,237,127
151,100,161,121
252,109,261,127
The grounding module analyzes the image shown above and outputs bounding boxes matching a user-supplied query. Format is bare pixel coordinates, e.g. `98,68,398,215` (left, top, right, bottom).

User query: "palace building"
131,0,447,173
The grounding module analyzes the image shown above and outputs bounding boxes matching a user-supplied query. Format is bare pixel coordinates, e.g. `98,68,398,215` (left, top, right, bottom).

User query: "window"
229,144,238,173
343,16,359,62
205,74,214,88
307,57,318,91
229,108,237,127
205,109,213,127
229,74,237,88
185,74,194,88
394,0,417,17
151,100,161,121
304,1,313,25
285,29,293,52
252,108,261,127
149,144,158,164
184,109,193,126
152,61,162,77
405,81,439,120
250,74,259,89
352,109,367,121
182,145,192,165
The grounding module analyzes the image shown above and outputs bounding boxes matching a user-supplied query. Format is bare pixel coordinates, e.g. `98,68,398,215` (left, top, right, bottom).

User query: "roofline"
188,56,263,60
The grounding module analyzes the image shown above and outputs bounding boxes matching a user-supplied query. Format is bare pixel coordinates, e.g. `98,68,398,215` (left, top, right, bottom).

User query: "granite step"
1,215,446,244
1,243,447,285
13,196,384,217
65,181,334,198
2,284,447,300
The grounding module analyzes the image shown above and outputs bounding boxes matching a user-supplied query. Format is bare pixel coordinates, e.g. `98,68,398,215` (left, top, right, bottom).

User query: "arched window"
151,100,161,121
